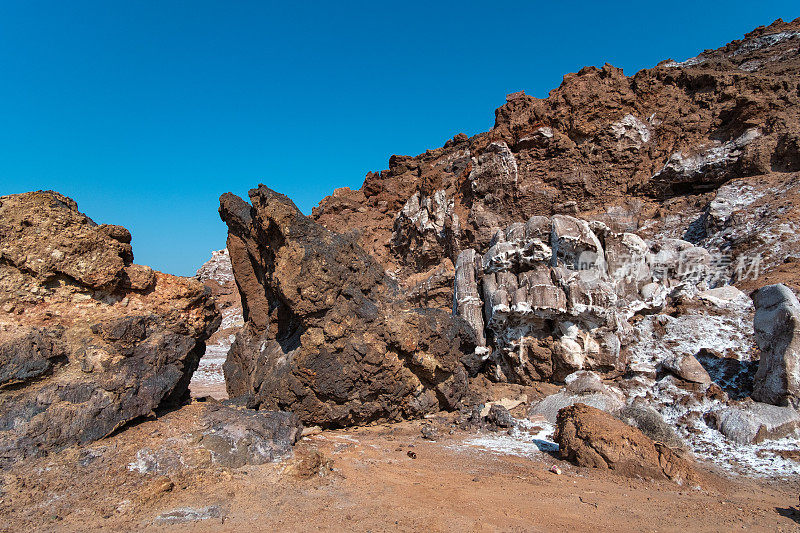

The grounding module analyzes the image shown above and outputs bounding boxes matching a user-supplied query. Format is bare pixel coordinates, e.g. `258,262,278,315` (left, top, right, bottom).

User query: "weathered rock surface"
219,185,475,427
661,353,712,385
555,404,699,484
0,191,220,465
616,405,686,450
530,371,625,423
453,213,711,384
196,403,302,467
751,284,800,408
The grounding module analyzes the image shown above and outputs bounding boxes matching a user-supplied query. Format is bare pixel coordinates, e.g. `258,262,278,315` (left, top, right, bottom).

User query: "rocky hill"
312,18,800,304
3,18,800,531
211,18,800,474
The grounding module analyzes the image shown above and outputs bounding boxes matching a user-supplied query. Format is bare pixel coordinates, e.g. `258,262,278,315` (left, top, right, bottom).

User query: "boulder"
661,353,712,385
751,284,800,408
705,401,800,445
529,371,625,423
555,404,699,485
219,185,474,428
197,404,303,467
616,405,686,450
0,191,220,465
486,404,515,428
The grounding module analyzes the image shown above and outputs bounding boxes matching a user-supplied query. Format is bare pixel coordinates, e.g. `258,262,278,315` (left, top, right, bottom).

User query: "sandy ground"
2,403,799,532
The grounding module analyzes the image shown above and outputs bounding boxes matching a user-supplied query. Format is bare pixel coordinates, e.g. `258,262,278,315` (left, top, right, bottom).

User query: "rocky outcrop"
452,214,711,384
219,185,475,428
751,284,800,408
555,404,699,485
312,18,800,302
0,191,219,465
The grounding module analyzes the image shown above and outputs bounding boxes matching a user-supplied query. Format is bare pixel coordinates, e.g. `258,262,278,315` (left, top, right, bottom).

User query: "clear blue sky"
1,2,797,275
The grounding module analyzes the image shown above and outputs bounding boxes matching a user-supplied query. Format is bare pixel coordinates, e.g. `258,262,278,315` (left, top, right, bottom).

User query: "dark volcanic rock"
486,404,515,428
555,403,699,485
0,191,220,466
219,185,475,427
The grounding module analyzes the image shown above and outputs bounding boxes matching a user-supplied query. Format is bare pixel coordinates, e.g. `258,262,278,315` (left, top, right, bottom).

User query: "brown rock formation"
219,185,475,428
555,403,699,485
0,191,220,465
312,18,800,294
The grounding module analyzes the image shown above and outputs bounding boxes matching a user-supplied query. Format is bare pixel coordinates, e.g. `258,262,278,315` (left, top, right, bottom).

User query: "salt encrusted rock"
661,353,712,385
454,249,486,349
452,214,710,385
647,239,710,286
706,401,800,444
751,284,800,408
391,190,459,271
0,191,220,466
529,371,625,423
219,185,474,428
551,214,605,271
196,248,235,284
468,141,518,195
650,129,761,197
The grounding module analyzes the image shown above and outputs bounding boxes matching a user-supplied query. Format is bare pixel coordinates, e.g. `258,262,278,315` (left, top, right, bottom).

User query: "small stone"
486,404,515,428
420,424,439,440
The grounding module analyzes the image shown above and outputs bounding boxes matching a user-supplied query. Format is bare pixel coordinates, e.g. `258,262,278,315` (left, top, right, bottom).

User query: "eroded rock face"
453,214,709,384
752,284,800,407
391,190,459,272
219,185,474,428
0,191,219,465
555,403,699,485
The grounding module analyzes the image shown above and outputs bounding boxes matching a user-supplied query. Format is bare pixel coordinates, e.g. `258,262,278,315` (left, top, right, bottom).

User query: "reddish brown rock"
555,403,700,485
219,185,475,428
311,18,800,296
0,191,220,465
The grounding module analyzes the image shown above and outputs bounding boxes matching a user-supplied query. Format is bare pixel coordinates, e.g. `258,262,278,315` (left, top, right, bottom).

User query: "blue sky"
1,2,797,276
